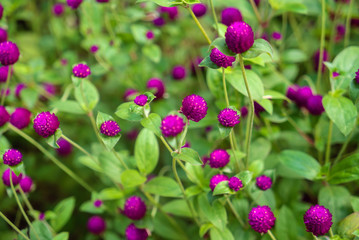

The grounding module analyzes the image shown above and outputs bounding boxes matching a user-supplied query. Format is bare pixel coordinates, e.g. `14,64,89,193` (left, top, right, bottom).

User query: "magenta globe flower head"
73,63,91,78
209,174,229,191
146,78,165,99
53,3,65,16
304,205,333,236
248,205,276,233
124,88,138,101
296,86,313,107
226,22,254,54
20,176,33,193
160,115,185,137
221,7,243,27
228,176,243,191
134,95,148,106
159,7,178,20
240,106,248,118
67,0,83,9
180,94,208,122
218,108,240,127
0,41,20,66
146,30,154,40
3,149,23,166
2,169,23,186
56,138,73,156
306,95,325,115
209,149,230,168
87,216,106,235
94,200,103,208
172,65,187,80
153,17,165,27
0,105,10,127
254,101,265,116
126,223,149,240
10,107,31,129
100,120,121,137
181,141,190,148
272,31,282,40
286,85,300,102
332,72,340,78
210,48,236,68
0,66,11,82
90,45,99,53
33,112,60,138
313,49,329,72
15,83,26,98
0,28,8,43
192,3,207,18
256,175,272,191
123,196,147,220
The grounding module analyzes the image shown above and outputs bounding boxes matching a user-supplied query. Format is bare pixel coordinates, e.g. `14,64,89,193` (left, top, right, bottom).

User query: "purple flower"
123,196,147,220
313,49,329,72
172,65,187,80
153,17,165,27
146,78,165,99
0,28,7,43
67,0,83,9
218,108,240,127
1,88,10,97
96,0,109,2
160,115,185,137
125,223,149,240
296,86,313,107
253,0,261,6
159,7,178,20
209,149,230,168
2,169,23,186
304,205,333,236
0,4,3,20
336,24,345,36
256,175,272,191
254,101,265,116
53,3,65,16
87,216,106,235
134,95,148,106
240,106,248,118
192,4,207,18
191,57,204,76
210,48,236,68
41,83,56,100
221,7,243,27
15,83,26,98
19,176,33,193
355,69,359,84
100,120,121,137
0,105,9,127
73,63,91,78
228,176,243,191
61,58,68,66
202,155,210,167
332,72,339,78
0,66,11,82
94,200,103,208
248,206,276,233
124,88,138,101
10,107,31,129
33,112,60,138
286,85,300,102
306,95,325,115
56,138,73,156
180,94,208,122
181,141,190,148
0,41,20,66
39,213,45,221
272,31,282,40
146,31,154,40
209,174,229,191
225,22,254,54
90,45,99,53
126,129,139,140
3,149,23,166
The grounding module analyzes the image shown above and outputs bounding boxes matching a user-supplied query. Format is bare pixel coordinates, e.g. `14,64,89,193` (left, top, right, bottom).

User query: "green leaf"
30,221,53,240
20,88,39,109
217,123,232,138
51,100,86,114
281,49,308,63
51,197,75,232
74,79,99,112
153,212,188,240
141,113,162,137
199,56,220,69
115,102,143,121
337,213,359,239
209,227,234,240
199,223,213,237
329,153,359,184
79,201,105,214
213,181,235,196
99,151,124,183
46,128,62,149
351,196,359,211
136,0,182,7
144,176,182,197
96,112,121,150
163,199,192,218
248,160,264,177
256,99,273,115
135,129,159,174
242,39,273,59
278,150,321,180
349,80,359,111
268,0,308,14
171,148,202,165
53,232,69,240
198,193,227,230
323,95,357,136
264,90,289,100
275,206,298,240
120,169,147,188
235,171,253,186
10,163,25,177
251,189,276,209
211,38,236,56
142,44,161,63
98,188,124,200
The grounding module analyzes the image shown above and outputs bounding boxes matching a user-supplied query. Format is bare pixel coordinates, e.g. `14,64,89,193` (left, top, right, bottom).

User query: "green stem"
112,149,129,170
268,230,277,240
179,122,189,148
60,134,97,163
312,234,319,240
187,7,211,45
284,111,314,146
160,136,173,153
52,84,73,114
222,68,229,106
18,188,34,213
325,121,333,166
226,197,245,227
329,228,334,238
0,65,12,105
88,111,105,146
344,0,353,47
0,211,30,240
239,55,254,169
209,0,219,35
249,0,262,24
9,124,94,193
316,0,326,94
230,130,242,172
333,128,354,165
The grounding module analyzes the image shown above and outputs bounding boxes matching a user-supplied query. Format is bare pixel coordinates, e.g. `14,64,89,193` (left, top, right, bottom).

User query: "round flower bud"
248,205,276,233
209,149,230,168
254,101,265,116
3,149,23,166
191,57,204,76
228,176,243,191
146,31,154,40
90,45,99,53
160,115,185,137
313,49,329,73
304,205,333,236
0,28,8,43
0,105,10,127
225,22,254,54
0,41,20,65
159,7,178,20
172,65,187,80
15,83,26,98
306,95,325,115
10,108,31,129
94,200,103,208
123,88,138,101
123,196,147,220
239,107,248,119
125,223,149,240
20,176,33,193
2,169,23,186
218,108,240,127
53,3,65,16
209,174,229,191
67,0,83,9
272,31,282,40
296,86,313,107
286,85,299,102
153,17,165,27
33,112,60,138
134,95,148,106
73,63,91,78
221,7,243,27
180,94,208,122
256,175,272,191
146,78,165,99
210,48,236,68
0,66,11,83
56,138,73,157
192,4,207,18
100,120,121,137
87,216,106,235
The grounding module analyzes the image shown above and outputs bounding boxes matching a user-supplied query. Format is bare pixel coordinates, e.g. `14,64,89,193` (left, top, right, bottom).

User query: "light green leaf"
50,197,75,232
74,79,99,112
115,102,143,121
143,44,161,63
144,177,182,197
120,169,147,188
135,129,159,174
141,113,162,137
242,39,273,59
171,148,203,165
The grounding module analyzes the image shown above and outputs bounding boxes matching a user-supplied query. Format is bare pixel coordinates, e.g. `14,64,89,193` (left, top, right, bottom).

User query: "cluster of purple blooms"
2,169,33,193
209,174,243,192
286,85,325,115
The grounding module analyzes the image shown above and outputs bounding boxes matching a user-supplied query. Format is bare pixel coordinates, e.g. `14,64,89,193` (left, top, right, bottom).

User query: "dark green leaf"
120,169,147,188
20,88,39,109
329,153,359,184
51,197,75,232
171,148,202,165
163,199,192,218
198,194,227,230
199,56,220,69
99,151,124,183
275,206,298,240
46,128,62,149
53,232,69,240
144,177,182,197
135,129,159,174
30,221,53,240
74,79,99,112
141,113,162,137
